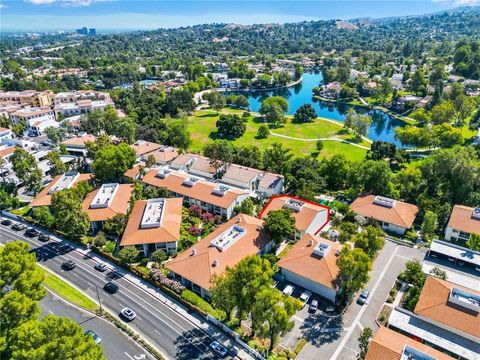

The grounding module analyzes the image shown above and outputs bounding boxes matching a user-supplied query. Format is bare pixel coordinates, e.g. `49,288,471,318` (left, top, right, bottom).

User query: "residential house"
166,214,273,299
318,82,342,99
365,326,454,360
221,164,262,191
444,205,480,242
392,95,422,112
143,146,179,165
0,127,13,142
257,172,284,197
61,134,96,156
130,140,162,158
142,168,249,219
278,234,342,302
350,195,418,235
82,183,134,230
30,172,93,208
120,198,183,255
259,195,330,241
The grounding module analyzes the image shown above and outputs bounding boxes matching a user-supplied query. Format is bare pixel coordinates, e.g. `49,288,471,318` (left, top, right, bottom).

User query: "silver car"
120,307,136,321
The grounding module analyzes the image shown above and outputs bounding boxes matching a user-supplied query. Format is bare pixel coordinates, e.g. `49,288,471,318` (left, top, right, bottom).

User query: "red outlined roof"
258,194,330,236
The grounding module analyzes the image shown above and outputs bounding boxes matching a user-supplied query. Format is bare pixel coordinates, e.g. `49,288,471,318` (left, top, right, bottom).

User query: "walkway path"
269,131,372,150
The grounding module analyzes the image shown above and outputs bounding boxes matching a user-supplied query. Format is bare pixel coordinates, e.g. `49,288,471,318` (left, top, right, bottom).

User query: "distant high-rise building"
76,27,88,35
88,28,96,36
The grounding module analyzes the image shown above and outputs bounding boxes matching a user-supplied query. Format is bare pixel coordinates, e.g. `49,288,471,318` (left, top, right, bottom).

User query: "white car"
299,290,312,306
209,341,228,357
120,307,136,321
283,284,295,296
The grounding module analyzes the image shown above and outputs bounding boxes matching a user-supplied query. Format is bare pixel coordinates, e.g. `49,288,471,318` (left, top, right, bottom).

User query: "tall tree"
466,234,480,251
357,327,373,360
8,315,105,360
216,114,246,139
354,225,385,258
251,288,300,351
263,143,293,176
0,241,46,301
337,247,372,301
10,148,42,195
292,104,317,124
46,151,68,177
263,208,296,244
92,143,137,183
50,188,90,240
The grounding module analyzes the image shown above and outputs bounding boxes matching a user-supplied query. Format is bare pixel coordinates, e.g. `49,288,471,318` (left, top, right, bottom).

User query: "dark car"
357,289,370,305
62,260,76,270
25,228,40,237
12,223,26,231
58,244,72,254
1,219,12,226
103,281,119,294
94,263,108,272
38,234,50,242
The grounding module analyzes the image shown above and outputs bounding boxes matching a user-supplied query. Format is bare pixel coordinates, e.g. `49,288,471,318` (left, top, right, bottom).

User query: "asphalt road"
41,289,149,360
0,221,227,360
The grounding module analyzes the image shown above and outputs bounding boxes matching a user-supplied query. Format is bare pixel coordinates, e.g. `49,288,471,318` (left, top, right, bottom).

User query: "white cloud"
432,0,479,5
27,0,101,6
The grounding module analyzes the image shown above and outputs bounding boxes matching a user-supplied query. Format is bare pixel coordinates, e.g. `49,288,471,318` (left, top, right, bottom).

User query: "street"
0,220,229,360
296,240,426,360
41,289,149,360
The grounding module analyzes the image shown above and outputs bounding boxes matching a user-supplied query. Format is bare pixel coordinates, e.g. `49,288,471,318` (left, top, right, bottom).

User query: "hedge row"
181,289,225,319
95,309,165,360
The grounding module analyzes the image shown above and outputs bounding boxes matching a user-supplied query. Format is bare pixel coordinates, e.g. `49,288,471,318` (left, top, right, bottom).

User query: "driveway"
296,241,426,360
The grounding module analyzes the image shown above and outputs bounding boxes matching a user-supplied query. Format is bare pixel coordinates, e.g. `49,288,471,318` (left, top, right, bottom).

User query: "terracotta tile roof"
259,195,329,234
124,164,142,179
350,195,418,229
30,173,93,208
190,156,216,175
62,134,96,147
259,172,284,190
130,140,162,157
166,214,270,290
447,205,480,235
12,107,53,117
145,147,179,164
414,276,480,339
222,164,261,184
0,146,16,158
142,169,248,209
120,198,182,246
82,184,134,222
170,153,195,169
0,127,10,133
365,326,454,360
278,234,342,290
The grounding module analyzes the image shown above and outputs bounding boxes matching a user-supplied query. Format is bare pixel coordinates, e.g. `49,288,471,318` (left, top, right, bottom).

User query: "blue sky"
0,0,478,32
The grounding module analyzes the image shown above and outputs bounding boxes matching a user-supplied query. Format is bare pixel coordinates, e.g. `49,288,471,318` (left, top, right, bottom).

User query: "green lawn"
39,266,98,311
10,206,31,216
188,108,368,162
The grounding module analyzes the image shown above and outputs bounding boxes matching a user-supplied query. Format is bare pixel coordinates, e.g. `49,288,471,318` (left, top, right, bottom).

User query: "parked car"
299,290,312,306
120,307,136,321
84,330,102,344
25,228,40,237
357,289,370,305
308,300,319,314
209,341,228,358
1,219,12,226
38,234,50,242
58,244,72,254
94,263,108,272
103,281,119,294
11,223,26,231
62,260,76,270
282,284,295,296
41,140,53,147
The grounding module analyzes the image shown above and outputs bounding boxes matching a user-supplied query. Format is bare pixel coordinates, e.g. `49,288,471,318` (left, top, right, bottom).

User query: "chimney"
308,239,314,246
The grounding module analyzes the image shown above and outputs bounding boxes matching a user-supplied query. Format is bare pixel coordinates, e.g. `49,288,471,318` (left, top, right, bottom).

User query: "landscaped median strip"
38,265,98,311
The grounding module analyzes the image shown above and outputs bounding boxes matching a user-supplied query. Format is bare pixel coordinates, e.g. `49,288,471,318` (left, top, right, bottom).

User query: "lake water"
234,72,407,147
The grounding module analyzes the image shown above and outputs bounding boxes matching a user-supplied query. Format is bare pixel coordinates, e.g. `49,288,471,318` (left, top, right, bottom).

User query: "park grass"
188,108,368,162
39,266,98,311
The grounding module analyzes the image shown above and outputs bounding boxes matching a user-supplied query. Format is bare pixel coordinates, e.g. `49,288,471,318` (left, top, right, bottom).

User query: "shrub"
103,241,116,254
188,226,203,236
200,212,214,224
188,205,202,217
149,269,185,294
181,289,225,319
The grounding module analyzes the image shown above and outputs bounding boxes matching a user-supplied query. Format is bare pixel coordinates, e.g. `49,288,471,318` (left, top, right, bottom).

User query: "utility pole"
95,285,102,311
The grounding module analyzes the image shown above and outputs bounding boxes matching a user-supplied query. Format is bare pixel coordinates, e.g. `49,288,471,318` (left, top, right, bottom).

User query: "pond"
233,72,407,147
